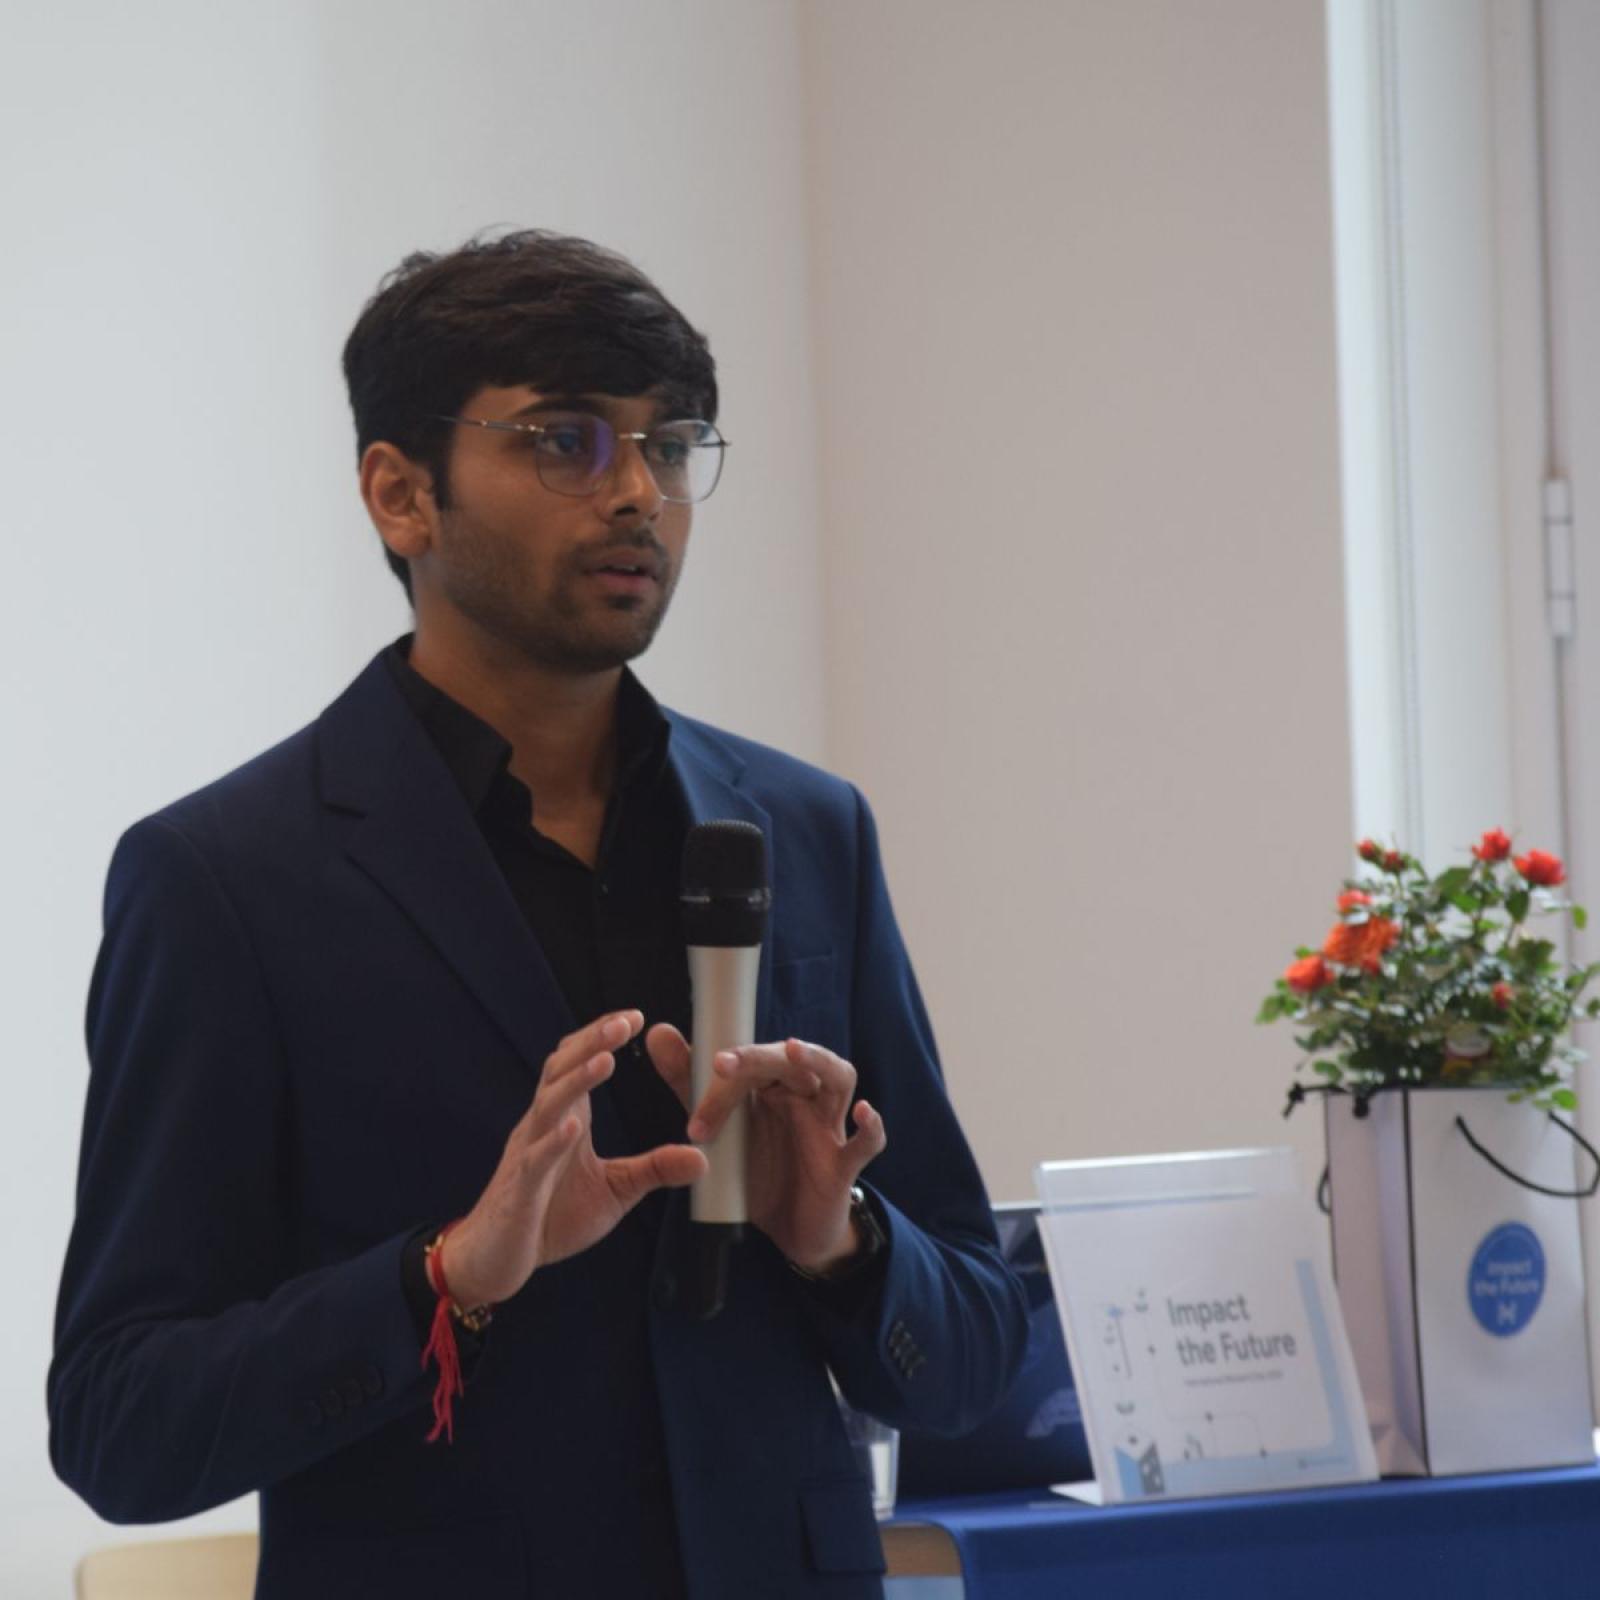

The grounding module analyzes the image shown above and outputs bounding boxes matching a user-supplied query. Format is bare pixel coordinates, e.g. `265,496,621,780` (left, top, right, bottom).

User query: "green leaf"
1575,905,1589,931
1553,1088,1579,1111
1508,889,1531,921
1512,939,1556,973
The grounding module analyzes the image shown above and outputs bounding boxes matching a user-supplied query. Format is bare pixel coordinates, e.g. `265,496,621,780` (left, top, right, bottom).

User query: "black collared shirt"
385,638,693,1084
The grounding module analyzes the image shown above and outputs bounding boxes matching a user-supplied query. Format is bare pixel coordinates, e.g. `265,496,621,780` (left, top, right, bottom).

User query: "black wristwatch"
790,1185,888,1283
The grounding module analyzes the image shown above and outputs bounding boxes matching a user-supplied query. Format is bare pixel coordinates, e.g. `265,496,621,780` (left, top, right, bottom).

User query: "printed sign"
1467,1222,1546,1338
1037,1149,1377,1503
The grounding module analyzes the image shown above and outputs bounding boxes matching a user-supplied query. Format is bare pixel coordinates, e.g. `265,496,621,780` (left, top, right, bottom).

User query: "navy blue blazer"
49,649,1026,1598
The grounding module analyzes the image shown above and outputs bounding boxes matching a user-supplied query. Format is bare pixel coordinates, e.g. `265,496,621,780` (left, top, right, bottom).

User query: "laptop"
896,1200,1091,1497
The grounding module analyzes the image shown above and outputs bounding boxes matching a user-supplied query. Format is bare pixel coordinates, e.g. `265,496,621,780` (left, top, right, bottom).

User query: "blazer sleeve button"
362,1364,385,1398
321,1387,345,1419
341,1375,365,1408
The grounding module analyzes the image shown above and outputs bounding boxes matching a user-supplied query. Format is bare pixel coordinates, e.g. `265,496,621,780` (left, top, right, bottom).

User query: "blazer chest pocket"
771,951,837,1033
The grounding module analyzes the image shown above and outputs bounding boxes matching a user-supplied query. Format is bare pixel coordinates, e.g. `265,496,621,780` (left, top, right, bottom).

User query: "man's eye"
537,424,592,459
650,437,691,469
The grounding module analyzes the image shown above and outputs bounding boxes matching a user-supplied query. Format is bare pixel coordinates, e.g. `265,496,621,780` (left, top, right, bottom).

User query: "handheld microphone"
680,819,770,1317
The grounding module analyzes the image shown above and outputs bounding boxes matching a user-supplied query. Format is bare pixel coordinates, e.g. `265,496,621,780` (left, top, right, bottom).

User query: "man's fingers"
520,1050,611,1142
842,1099,888,1180
544,1010,642,1085
645,1022,692,1110
688,1060,814,1144
688,1039,841,1143
603,1143,708,1211
722,1038,854,1100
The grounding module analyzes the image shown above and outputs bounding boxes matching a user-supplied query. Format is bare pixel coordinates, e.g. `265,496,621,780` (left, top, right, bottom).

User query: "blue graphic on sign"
1467,1223,1545,1337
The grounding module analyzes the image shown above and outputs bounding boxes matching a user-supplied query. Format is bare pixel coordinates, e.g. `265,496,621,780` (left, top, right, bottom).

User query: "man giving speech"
49,230,1025,1599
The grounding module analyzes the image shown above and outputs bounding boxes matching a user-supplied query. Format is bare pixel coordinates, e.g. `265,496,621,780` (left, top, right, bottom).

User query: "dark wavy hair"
341,229,718,598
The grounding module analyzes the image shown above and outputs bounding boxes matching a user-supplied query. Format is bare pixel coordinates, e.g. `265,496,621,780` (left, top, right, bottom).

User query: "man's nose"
598,435,665,519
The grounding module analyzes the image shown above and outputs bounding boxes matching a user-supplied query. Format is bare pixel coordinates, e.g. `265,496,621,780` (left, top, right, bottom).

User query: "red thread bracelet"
419,1222,491,1444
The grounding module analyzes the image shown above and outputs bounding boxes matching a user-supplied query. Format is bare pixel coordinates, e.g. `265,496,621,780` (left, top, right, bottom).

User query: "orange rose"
1323,916,1399,972
1382,849,1404,871
1357,839,1382,863
1285,955,1331,994
1515,849,1565,887
1473,828,1512,863
1492,982,1514,1010
1336,890,1372,914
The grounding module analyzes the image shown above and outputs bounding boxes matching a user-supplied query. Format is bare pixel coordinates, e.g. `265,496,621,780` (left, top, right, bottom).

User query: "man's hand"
440,1011,707,1308
645,1025,887,1274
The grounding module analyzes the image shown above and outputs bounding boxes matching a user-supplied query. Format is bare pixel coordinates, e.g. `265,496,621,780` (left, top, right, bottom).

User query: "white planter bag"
1324,1086,1596,1475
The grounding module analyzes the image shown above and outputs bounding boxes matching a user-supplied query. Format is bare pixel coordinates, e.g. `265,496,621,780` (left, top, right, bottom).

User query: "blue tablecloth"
896,1460,1600,1598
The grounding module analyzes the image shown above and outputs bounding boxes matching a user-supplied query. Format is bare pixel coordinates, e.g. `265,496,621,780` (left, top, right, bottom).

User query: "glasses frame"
432,412,729,504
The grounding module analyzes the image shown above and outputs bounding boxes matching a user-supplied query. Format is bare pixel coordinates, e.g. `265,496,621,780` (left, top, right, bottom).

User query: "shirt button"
599,882,611,897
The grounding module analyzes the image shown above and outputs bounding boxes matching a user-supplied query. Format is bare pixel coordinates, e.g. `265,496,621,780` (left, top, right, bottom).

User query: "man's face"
414,385,693,675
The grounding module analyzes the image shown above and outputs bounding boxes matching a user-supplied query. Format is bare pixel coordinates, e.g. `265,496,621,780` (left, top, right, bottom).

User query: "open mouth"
586,558,662,600
585,544,665,587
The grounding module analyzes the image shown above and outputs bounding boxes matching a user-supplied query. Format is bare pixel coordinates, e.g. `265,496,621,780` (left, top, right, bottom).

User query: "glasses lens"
647,421,724,503
533,414,612,495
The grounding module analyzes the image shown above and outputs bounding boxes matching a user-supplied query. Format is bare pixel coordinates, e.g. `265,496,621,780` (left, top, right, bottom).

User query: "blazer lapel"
316,655,576,1085
664,713,776,1041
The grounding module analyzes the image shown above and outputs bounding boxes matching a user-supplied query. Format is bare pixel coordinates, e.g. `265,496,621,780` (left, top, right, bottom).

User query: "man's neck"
406,628,621,838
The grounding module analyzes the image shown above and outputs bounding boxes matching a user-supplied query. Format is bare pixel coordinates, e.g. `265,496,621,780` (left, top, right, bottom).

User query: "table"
883,1461,1600,1597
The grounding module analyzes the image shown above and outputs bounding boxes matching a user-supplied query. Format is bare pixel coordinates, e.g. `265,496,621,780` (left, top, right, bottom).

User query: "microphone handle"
688,943,760,1224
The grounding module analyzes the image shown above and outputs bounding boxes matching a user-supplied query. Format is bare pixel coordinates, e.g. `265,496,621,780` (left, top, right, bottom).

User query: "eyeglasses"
434,411,728,504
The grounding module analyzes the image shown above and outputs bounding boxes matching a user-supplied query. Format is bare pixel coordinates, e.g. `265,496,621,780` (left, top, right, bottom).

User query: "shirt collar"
382,635,671,818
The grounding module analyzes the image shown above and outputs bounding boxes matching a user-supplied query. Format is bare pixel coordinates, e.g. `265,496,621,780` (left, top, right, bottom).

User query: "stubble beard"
433,510,681,677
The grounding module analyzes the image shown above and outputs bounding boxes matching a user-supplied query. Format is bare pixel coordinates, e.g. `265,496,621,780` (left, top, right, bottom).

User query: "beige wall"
803,0,1354,1199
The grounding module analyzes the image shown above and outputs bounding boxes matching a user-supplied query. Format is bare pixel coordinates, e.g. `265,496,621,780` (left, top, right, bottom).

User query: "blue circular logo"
1467,1222,1546,1337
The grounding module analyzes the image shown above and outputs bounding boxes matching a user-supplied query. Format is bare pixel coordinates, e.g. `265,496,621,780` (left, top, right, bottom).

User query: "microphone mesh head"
682,820,767,896
681,820,770,946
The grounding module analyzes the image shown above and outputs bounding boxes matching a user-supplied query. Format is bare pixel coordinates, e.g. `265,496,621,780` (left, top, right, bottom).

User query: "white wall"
803,0,1352,1200
1328,0,1537,865
1,3,825,1592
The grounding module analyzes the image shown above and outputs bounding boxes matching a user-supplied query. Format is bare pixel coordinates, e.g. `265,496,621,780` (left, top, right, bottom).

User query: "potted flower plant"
1257,831,1600,1478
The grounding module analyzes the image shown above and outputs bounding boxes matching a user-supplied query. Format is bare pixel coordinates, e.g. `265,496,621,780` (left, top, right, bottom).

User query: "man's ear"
360,441,440,566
